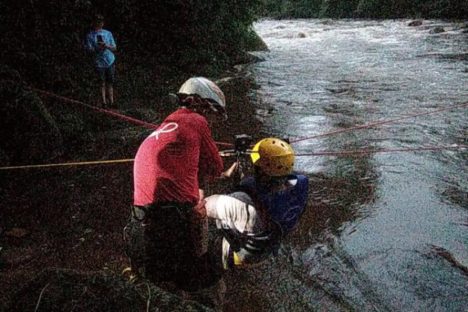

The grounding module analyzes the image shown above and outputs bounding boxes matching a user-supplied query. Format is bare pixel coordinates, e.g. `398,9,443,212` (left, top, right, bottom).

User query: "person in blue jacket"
205,137,309,269
85,14,117,107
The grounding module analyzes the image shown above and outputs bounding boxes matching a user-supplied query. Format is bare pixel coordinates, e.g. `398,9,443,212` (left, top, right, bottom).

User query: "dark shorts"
124,202,221,291
96,63,115,84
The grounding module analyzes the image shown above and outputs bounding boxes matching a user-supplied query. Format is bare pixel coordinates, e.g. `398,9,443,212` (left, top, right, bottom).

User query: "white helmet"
178,77,226,113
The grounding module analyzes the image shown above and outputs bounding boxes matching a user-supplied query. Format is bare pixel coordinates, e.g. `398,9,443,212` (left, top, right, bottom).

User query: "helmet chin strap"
254,166,288,190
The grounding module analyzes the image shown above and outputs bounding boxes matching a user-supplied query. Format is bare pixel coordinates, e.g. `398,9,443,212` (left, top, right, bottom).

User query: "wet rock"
297,32,307,38
326,87,350,94
408,20,423,27
274,25,286,29
233,64,247,72
278,100,292,106
233,52,265,65
430,245,468,276
430,27,445,34
320,19,334,25
216,76,252,90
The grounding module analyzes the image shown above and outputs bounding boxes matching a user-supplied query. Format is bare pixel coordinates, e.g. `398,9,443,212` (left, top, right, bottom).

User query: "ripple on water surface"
227,19,468,312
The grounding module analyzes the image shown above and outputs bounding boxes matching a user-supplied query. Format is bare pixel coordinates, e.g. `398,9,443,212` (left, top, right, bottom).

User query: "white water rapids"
223,19,467,312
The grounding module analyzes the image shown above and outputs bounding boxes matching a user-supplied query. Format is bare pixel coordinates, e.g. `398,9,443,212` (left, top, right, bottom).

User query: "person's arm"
198,120,223,181
105,32,117,52
84,33,96,52
220,161,238,179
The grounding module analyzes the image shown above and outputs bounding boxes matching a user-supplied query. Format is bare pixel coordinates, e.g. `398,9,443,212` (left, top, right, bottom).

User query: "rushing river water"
223,19,467,312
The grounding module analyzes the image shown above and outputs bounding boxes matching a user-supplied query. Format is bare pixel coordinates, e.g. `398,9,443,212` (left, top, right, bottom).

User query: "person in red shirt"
125,77,228,294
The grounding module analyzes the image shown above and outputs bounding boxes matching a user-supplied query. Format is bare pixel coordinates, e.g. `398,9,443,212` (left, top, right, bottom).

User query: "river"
223,19,467,312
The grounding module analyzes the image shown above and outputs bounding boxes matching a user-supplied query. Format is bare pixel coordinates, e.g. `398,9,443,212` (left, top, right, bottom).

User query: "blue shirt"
85,29,116,68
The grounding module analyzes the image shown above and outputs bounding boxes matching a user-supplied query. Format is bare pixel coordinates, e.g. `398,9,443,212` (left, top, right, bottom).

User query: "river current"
223,19,467,312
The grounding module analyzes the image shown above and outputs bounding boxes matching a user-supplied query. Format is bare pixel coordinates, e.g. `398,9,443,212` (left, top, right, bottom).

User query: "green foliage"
260,0,468,18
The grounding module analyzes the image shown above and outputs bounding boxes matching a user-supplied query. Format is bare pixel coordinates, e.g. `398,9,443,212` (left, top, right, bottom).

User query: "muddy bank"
6,269,211,312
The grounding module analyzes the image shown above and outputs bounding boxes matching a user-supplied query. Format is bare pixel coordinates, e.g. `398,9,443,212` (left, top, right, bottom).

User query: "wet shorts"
96,64,115,84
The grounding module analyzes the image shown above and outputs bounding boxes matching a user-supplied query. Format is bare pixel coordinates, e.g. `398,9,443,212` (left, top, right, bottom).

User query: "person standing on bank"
85,14,117,107
127,77,230,293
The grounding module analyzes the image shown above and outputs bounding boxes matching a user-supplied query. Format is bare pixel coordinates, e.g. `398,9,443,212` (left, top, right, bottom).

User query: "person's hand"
221,161,239,178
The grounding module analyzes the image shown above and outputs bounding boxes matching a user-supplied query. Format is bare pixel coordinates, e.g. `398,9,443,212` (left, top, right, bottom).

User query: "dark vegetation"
7,269,212,311
0,1,265,310
260,0,468,19
0,0,264,165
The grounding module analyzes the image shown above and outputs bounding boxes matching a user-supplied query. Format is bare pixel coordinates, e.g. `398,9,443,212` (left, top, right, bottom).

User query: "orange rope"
0,159,134,170
1,145,465,170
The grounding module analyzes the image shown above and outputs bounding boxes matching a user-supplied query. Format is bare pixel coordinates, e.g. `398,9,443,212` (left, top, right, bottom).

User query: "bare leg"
108,85,114,105
101,83,107,106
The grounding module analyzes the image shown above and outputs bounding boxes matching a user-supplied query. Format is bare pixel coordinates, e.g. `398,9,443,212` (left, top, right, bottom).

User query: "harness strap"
132,202,194,222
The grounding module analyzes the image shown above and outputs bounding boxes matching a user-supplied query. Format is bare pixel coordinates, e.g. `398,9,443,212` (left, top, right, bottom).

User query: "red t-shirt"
133,108,223,206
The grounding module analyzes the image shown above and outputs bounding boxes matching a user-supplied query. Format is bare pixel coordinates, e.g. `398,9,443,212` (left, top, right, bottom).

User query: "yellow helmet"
250,138,295,177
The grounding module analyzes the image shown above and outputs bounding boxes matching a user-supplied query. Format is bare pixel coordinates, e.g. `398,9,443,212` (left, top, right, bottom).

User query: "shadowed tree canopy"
259,0,468,18
0,0,263,165
0,0,262,86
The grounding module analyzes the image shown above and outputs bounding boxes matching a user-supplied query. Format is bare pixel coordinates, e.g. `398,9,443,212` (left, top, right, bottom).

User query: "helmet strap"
178,94,226,120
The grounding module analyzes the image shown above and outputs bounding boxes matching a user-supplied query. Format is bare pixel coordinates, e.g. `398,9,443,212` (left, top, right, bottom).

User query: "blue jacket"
239,174,309,236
